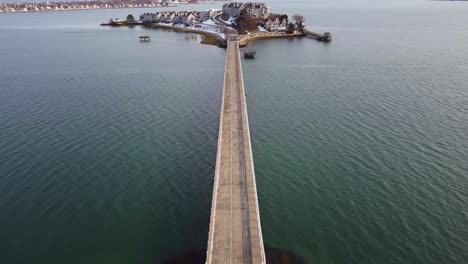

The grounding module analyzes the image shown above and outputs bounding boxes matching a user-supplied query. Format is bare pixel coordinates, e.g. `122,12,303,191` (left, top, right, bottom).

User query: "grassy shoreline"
239,32,303,47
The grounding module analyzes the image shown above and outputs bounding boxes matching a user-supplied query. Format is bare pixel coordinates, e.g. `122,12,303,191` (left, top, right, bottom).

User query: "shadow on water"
162,249,205,264
265,246,305,264
162,245,304,264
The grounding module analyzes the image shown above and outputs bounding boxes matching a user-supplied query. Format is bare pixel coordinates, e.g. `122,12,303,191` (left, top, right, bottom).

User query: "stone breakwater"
238,32,304,47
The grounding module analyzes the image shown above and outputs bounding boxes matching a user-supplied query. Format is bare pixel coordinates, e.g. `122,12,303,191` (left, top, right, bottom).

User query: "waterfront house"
141,12,164,23
222,2,270,19
264,17,283,31
174,11,197,24
173,11,183,23
160,12,176,22
244,3,270,19
264,18,274,30
198,8,218,22
279,17,288,28
155,12,164,20
264,15,288,31
185,12,197,23
158,12,167,22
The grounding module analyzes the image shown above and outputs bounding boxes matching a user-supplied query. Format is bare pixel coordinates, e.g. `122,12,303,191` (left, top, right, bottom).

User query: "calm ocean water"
1,0,468,263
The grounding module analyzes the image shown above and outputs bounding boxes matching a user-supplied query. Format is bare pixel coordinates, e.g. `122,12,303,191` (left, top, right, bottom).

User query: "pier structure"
206,35,265,264
139,35,151,42
304,29,332,42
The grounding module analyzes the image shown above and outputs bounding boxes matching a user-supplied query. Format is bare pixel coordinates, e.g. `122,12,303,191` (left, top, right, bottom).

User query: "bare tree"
293,15,305,23
293,14,305,33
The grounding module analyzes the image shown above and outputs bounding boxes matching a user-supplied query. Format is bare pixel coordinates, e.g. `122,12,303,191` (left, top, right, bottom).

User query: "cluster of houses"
0,0,231,13
140,9,222,24
222,2,270,19
137,2,292,33
0,0,164,13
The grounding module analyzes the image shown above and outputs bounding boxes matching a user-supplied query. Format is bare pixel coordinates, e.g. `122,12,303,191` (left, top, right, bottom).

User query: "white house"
175,11,197,24
264,16,288,31
160,12,176,22
264,18,274,30
141,12,161,22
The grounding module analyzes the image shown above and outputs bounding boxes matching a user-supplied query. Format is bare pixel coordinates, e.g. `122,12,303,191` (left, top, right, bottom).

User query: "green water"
1,0,468,263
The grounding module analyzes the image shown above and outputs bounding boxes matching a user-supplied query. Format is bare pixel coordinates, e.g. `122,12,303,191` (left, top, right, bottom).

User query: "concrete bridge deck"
206,38,265,264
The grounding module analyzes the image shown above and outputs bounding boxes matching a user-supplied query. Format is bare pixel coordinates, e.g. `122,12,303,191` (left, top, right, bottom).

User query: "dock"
139,35,151,42
304,30,332,42
206,36,265,264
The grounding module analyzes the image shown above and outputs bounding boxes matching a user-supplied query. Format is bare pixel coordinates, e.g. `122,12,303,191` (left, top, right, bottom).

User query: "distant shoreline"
0,2,224,14
0,6,170,14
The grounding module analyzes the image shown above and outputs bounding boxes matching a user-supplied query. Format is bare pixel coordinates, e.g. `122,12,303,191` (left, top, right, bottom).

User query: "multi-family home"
264,16,288,31
161,12,177,22
141,12,159,22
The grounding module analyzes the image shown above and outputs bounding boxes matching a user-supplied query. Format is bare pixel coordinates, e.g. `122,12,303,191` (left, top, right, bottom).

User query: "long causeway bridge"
206,37,266,264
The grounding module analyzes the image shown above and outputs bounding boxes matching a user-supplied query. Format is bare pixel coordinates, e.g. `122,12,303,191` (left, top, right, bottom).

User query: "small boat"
139,36,151,42
243,50,256,59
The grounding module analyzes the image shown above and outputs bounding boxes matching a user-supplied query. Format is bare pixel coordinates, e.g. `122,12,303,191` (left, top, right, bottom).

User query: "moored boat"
244,50,256,59
139,36,151,42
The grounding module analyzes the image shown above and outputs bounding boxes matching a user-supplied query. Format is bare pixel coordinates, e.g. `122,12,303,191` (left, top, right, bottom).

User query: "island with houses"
101,2,332,47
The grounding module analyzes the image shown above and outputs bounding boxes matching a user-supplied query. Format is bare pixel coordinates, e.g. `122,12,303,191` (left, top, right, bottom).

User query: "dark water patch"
161,246,304,264
265,246,305,264
162,249,205,264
